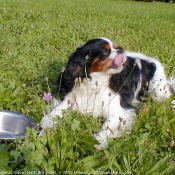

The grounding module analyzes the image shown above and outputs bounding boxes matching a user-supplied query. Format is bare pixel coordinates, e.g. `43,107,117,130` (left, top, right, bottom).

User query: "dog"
41,37,174,149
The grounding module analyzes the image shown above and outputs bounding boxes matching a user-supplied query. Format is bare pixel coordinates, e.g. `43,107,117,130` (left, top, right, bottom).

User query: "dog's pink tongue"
113,54,125,67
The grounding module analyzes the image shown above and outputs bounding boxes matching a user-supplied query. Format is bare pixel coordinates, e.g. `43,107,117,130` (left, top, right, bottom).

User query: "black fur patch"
109,57,156,108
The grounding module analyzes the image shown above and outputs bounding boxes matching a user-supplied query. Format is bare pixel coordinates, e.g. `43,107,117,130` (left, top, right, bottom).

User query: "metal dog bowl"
0,110,37,139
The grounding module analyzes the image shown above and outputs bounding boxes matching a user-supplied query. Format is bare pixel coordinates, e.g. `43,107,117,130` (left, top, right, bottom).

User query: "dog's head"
84,38,127,74
58,38,126,100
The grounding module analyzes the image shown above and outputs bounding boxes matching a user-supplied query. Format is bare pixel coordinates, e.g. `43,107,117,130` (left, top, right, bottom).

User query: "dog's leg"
146,56,174,100
168,77,175,94
41,99,69,129
148,60,172,100
167,77,175,107
94,96,136,149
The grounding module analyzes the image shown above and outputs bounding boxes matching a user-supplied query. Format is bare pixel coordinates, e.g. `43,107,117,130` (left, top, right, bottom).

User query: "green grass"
0,0,175,174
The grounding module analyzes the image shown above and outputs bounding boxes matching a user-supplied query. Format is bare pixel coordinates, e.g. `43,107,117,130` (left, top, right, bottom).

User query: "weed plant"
0,0,175,174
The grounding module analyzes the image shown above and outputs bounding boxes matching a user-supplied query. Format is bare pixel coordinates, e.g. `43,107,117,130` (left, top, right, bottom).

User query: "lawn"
0,0,175,174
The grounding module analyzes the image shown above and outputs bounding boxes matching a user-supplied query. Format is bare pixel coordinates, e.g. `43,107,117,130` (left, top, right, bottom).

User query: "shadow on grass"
41,60,66,96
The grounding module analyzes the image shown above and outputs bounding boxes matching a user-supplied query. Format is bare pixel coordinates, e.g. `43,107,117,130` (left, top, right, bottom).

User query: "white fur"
41,45,172,149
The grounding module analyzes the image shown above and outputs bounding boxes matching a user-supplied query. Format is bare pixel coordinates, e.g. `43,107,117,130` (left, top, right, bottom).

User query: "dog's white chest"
65,73,116,117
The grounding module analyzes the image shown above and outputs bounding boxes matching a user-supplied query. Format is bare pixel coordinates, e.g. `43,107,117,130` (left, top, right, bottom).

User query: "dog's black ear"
57,47,91,101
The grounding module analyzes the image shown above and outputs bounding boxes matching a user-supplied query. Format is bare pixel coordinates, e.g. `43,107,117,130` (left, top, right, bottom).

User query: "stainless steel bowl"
0,110,38,139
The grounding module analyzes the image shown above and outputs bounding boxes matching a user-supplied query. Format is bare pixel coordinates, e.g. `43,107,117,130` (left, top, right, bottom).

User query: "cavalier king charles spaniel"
41,37,173,149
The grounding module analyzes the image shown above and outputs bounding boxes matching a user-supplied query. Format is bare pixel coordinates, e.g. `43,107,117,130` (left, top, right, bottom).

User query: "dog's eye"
99,48,110,58
98,55,108,61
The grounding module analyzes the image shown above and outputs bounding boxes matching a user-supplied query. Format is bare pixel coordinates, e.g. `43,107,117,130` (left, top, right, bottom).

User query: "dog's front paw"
94,132,108,150
41,114,57,129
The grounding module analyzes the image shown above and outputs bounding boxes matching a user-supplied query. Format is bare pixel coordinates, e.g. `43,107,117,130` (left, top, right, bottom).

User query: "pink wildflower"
70,102,75,108
43,92,52,101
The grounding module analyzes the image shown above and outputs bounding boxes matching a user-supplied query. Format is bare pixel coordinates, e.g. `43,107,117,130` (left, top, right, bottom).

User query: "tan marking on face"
103,44,111,50
113,43,120,49
90,57,113,73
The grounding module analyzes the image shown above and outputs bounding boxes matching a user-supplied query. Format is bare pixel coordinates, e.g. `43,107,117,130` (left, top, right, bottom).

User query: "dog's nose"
117,48,124,54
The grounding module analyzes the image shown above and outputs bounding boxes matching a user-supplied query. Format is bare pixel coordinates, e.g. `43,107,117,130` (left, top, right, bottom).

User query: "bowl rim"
0,110,38,139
